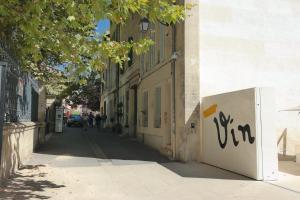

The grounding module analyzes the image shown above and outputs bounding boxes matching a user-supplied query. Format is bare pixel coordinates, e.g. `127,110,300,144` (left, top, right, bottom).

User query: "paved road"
0,127,300,200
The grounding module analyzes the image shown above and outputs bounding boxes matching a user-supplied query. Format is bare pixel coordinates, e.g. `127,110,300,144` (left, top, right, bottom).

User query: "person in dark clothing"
95,114,101,130
82,113,88,131
88,112,94,128
101,114,107,129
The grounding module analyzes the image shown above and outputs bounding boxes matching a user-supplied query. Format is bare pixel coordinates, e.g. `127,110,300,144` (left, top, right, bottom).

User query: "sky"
96,19,110,35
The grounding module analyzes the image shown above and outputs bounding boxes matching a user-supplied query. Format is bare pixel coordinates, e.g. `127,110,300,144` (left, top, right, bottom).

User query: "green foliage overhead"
63,72,102,111
0,0,187,95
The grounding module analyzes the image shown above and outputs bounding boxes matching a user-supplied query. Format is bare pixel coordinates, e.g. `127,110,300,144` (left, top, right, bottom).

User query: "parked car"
67,115,83,127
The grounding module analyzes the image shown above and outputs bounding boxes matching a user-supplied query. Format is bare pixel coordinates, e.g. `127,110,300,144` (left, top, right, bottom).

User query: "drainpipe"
116,64,120,125
171,24,177,160
116,25,120,125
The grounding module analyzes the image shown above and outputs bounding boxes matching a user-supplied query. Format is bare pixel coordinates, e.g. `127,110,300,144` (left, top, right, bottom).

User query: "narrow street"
0,127,299,200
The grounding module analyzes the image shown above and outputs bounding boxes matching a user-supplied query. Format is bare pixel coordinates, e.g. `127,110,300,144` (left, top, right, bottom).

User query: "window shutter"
128,37,134,67
154,87,161,128
143,91,148,127
159,24,165,62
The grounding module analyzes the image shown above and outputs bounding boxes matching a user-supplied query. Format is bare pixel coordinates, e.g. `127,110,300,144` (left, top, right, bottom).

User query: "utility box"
55,107,64,133
202,88,278,180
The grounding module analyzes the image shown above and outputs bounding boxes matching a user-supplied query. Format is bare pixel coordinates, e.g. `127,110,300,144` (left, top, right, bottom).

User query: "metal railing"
0,40,39,123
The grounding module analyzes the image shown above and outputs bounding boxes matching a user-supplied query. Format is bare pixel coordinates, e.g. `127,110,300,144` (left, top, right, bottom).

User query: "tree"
64,73,102,111
0,0,188,95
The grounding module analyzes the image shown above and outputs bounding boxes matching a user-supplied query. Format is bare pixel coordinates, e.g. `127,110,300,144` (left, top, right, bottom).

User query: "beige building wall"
1,122,42,180
102,91,116,128
175,0,200,161
99,1,201,161
199,0,300,158
101,1,300,162
118,16,140,135
136,21,174,154
1,85,46,180
136,0,200,161
137,64,172,152
101,52,117,127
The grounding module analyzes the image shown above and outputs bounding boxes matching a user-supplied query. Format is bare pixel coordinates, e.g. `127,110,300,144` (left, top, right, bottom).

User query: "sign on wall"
202,88,278,180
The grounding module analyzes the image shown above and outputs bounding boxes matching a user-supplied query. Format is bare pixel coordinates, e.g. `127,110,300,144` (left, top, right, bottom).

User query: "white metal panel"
258,88,278,180
202,88,278,180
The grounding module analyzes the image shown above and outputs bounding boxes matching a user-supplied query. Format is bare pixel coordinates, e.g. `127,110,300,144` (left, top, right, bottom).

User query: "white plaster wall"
199,0,300,156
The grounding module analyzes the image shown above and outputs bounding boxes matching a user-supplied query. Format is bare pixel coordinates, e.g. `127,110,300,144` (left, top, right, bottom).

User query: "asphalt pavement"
0,127,299,200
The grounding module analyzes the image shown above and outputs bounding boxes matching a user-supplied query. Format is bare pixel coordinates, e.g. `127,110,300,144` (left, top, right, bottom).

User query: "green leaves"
0,0,187,96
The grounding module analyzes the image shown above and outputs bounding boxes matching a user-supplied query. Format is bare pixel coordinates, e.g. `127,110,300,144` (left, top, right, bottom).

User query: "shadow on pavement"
279,161,300,176
37,128,96,158
37,127,250,180
19,164,46,170
0,165,65,200
161,162,250,180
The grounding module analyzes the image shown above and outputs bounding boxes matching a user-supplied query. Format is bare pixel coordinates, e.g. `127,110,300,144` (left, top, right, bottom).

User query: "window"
149,24,156,68
154,87,161,128
108,66,111,89
31,89,39,122
109,99,114,122
110,65,114,89
118,96,124,123
140,53,145,74
125,90,129,125
142,91,148,127
159,24,165,62
146,51,150,72
104,69,108,89
120,63,125,74
128,36,134,67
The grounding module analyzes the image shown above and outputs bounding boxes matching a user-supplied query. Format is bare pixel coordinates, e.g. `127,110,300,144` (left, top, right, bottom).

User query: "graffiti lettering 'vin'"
213,111,255,149
238,124,255,144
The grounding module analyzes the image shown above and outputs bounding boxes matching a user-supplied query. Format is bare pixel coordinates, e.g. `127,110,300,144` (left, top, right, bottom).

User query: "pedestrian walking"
95,114,101,130
101,114,107,130
82,113,88,131
88,112,94,128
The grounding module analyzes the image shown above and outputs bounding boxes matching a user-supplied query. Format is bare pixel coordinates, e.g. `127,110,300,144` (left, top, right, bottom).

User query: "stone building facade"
100,0,200,162
100,0,300,162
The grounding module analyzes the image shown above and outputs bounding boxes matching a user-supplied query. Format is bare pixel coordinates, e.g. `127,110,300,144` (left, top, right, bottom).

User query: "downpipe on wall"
171,24,177,160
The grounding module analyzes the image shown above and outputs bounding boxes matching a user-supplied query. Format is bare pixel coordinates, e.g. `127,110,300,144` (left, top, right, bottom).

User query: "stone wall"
0,122,45,180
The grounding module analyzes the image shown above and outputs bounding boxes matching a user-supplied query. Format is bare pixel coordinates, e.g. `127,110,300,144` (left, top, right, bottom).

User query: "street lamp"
139,17,150,32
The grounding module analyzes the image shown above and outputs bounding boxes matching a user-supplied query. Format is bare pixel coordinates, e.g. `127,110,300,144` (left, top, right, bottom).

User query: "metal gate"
0,40,40,160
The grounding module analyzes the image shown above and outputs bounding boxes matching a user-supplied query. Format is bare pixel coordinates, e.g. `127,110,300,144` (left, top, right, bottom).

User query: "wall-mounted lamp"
140,17,150,33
